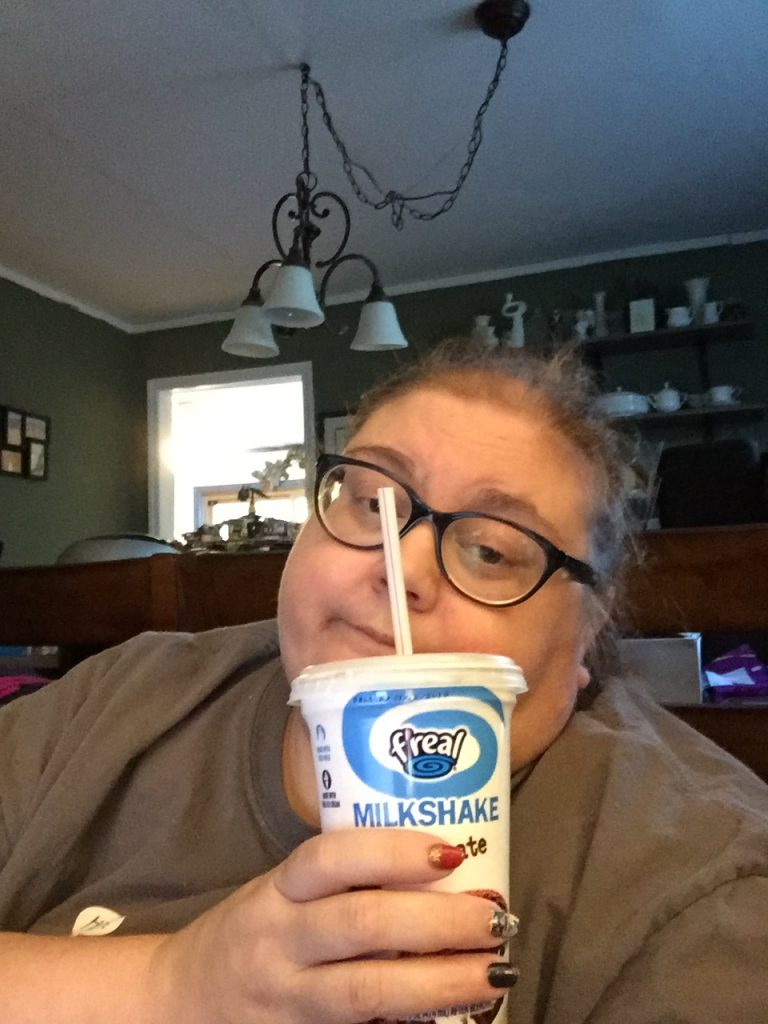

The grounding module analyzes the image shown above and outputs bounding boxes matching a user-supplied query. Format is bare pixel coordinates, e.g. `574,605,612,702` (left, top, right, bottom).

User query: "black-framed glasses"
314,453,598,607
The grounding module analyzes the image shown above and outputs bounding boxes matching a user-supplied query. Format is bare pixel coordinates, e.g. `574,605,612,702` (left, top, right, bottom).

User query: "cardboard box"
0,645,62,675
618,633,704,705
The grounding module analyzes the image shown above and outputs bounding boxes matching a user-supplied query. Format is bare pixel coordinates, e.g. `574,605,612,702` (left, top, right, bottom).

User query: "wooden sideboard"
0,549,289,650
622,524,768,634
3,524,767,646
2,526,767,782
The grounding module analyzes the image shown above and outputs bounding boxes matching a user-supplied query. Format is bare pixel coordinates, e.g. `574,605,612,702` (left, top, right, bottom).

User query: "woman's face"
278,384,600,768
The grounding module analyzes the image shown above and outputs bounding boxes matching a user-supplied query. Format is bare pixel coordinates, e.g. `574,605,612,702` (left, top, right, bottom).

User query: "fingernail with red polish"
428,843,466,870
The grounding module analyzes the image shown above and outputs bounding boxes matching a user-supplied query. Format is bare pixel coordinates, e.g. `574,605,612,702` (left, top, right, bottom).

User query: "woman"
1,339,766,1023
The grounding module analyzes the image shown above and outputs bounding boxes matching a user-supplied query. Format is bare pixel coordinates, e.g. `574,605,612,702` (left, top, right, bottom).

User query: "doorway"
147,362,314,543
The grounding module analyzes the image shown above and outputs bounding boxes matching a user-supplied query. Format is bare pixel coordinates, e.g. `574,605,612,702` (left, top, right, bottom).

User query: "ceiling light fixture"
222,0,530,359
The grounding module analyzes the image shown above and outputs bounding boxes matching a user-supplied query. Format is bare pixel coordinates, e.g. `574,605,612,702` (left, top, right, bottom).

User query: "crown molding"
3,228,767,335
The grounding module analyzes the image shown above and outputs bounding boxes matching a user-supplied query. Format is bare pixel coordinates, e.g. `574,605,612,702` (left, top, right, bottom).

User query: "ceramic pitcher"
684,277,709,324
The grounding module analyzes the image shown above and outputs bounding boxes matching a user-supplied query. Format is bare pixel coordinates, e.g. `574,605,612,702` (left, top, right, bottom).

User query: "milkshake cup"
289,652,526,1024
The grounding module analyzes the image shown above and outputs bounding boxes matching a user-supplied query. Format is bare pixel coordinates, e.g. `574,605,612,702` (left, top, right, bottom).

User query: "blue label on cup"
342,686,503,799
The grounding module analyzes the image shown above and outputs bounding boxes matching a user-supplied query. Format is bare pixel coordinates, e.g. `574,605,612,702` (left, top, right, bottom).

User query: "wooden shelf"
579,319,754,356
610,403,766,427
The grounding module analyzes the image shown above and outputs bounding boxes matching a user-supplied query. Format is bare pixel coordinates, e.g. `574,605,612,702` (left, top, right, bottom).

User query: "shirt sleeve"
584,875,768,1023
0,647,121,866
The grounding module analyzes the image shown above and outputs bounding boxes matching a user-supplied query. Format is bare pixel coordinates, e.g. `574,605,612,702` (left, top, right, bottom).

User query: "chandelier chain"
300,64,311,180
299,43,509,230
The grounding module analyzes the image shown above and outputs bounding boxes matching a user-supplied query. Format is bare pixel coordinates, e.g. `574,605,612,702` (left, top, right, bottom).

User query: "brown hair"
348,337,638,676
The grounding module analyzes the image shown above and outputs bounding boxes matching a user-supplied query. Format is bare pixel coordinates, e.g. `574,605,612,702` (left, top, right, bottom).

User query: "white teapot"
647,383,686,412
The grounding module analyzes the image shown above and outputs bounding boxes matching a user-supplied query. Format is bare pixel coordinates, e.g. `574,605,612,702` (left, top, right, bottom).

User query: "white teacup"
708,384,741,406
666,306,691,328
702,300,724,324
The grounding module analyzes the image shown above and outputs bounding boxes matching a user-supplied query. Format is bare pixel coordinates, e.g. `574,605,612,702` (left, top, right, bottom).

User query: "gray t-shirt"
507,676,768,1022
1,621,767,1021
0,620,314,934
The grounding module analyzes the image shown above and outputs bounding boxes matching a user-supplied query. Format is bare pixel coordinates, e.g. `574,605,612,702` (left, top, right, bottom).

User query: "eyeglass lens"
317,460,551,605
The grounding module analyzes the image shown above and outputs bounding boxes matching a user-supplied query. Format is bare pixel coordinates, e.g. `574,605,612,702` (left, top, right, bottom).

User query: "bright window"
147,363,314,543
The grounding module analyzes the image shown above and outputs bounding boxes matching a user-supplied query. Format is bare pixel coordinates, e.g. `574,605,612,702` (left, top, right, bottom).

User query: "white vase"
684,277,709,325
500,293,527,348
593,291,608,338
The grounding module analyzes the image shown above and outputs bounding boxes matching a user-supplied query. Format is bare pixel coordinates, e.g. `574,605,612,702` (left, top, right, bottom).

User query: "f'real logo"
389,726,467,779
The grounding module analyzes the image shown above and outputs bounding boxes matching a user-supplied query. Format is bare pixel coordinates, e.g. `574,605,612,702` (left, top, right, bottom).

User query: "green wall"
2,240,766,566
142,237,768,444
0,279,146,567
140,237,768,413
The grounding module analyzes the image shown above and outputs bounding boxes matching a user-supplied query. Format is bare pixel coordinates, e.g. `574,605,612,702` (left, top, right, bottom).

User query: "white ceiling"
2,0,767,332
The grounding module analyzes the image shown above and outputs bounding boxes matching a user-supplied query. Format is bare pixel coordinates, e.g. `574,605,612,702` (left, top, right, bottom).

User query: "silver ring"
489,909,519,940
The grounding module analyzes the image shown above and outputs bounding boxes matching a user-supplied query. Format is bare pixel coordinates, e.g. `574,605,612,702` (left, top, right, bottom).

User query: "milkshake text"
352,795,499,828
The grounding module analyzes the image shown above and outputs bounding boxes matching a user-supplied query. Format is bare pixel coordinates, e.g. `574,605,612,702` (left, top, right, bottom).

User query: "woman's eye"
455,537,510,570
473,543,505,566
345,487,380,516
452,524,538,575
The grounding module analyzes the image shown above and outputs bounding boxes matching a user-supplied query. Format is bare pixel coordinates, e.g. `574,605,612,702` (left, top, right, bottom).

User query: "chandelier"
222,0,531,359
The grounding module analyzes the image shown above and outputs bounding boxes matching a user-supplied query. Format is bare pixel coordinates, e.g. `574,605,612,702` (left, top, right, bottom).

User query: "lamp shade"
262,263,325,328
350,299,409,351
221,303,280,358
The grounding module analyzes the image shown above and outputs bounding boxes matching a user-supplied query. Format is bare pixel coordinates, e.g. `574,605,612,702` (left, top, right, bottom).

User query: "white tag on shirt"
71,906,126,936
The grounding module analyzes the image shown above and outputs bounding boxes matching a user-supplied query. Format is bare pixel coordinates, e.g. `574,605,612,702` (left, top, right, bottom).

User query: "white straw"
377,486,413,656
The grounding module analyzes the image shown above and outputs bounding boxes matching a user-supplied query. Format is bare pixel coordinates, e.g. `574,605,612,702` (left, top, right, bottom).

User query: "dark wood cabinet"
2,525,766,644
0,551,288,649
1,527,767,782
625,524,768,634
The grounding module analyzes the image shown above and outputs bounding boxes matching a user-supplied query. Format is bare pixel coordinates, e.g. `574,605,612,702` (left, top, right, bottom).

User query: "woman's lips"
342,619,396,652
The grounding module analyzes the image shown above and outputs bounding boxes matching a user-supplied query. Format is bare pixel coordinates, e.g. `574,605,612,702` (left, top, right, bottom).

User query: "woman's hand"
150,829,515,1024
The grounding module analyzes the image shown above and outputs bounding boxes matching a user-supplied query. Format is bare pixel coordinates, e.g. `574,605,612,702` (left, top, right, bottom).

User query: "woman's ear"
575,664,591,690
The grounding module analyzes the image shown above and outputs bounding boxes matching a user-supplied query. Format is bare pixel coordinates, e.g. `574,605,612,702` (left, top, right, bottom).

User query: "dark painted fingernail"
427,843,466,870
487,962,520,989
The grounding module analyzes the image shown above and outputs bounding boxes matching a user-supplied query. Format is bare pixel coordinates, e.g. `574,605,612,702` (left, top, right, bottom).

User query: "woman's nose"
378,521,441,610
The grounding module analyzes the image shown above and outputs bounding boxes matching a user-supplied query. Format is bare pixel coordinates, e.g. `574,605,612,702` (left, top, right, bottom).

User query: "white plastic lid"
289,652,527,705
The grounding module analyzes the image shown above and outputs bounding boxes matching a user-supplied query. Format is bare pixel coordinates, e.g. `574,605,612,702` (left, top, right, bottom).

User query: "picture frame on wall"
24,412,50,443
322,414,351,455
25,440,48,480
0,447,23,475
628,298,656,334
0,406,51,479
2,407,24,448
